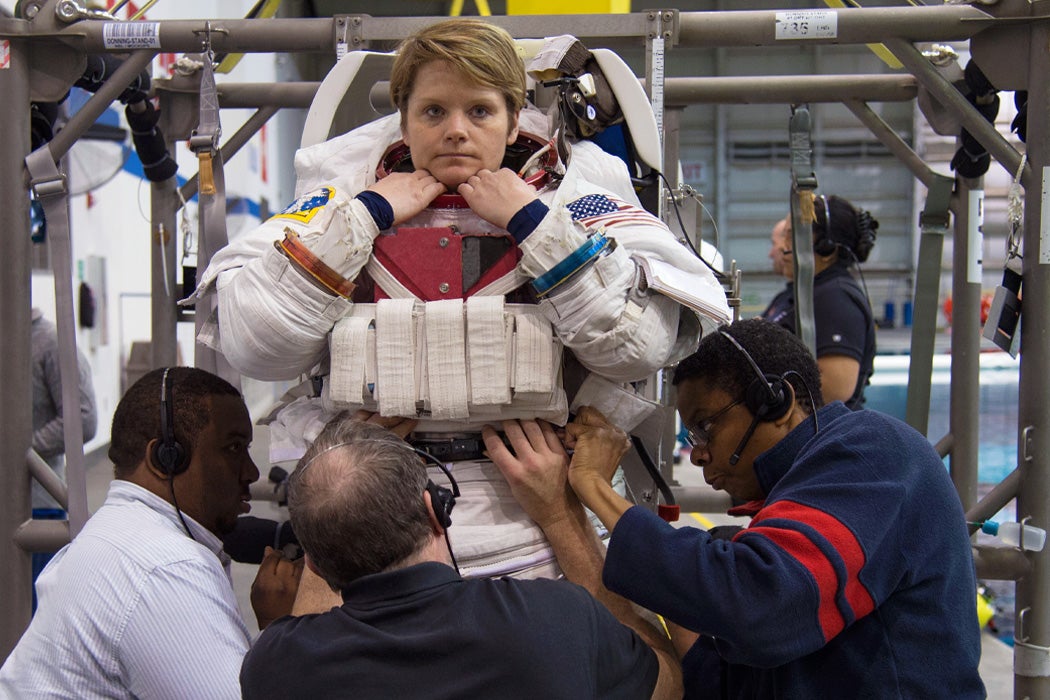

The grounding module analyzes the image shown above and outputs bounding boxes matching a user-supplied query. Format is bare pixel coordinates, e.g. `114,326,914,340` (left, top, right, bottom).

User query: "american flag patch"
566,193,660,230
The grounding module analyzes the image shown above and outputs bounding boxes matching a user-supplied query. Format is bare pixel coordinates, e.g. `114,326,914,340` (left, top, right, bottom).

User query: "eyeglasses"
684,398,744,449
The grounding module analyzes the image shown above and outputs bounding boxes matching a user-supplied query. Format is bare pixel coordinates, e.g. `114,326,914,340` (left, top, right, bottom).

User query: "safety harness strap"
905,173,953,435
25,148,88,536
788,104,818,356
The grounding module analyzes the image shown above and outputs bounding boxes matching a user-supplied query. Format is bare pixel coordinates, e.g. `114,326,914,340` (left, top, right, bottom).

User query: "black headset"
813,194,877,262
152,367,190,476
813,194,839,257
414,448,460,530
718,330,794,465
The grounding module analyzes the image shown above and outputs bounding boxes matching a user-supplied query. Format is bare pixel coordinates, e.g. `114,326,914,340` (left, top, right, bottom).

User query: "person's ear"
400,113,410,145
506,110,520,146
304,553,323,578
422,489,446,535
143,438,172,480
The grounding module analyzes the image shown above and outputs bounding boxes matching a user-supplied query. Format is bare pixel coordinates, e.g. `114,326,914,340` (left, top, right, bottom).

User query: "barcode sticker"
775,11,837,40
103,22,161,50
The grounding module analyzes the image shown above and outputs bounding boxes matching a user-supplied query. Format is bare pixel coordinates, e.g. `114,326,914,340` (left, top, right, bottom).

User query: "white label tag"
0,40,10,70
1041,166,1050,264
968,190,985,284
775,11,838,40
103,22,161,50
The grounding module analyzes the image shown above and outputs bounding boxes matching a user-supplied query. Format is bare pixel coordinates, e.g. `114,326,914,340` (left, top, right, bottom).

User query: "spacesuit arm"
518,189,724,383
198,189,381,380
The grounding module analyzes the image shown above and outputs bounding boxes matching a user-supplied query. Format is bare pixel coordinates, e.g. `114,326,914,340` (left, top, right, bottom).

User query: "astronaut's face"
401,60,519,190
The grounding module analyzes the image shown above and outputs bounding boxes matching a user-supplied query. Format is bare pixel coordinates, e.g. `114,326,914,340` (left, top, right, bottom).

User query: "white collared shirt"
0,480,250,699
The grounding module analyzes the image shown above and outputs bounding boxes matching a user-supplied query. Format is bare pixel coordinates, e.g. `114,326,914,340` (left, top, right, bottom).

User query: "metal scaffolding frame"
3,1,1049,693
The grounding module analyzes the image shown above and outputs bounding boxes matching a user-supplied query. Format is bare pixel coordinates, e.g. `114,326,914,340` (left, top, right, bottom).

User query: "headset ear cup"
744,377,772,416
813,235,837,257
426,481,455,529
153,440,189,476
746,374,792,421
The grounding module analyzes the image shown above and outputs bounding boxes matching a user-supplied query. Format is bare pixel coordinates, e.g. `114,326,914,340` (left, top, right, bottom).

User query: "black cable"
783,370,820,437
411,447,460,574
630,436,676,507
656,171,726,280
169,476,197,542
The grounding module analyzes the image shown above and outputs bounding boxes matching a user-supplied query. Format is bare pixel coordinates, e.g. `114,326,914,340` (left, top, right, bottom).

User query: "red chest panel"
371,227,520,302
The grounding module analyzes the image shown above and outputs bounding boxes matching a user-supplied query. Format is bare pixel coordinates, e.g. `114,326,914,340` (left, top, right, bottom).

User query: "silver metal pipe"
1015,10,1050,695
26,449,69,510
843,99,938,189
217,82,319,109
678,5,1000,47
32,6,1006,56
665,75,917,106
670,486,733,514
150,153,180,370
933,432,954,460
13,519,72,554
972,545,1033,582
1,32,34,659
950,178,982,514
966,468,1021,529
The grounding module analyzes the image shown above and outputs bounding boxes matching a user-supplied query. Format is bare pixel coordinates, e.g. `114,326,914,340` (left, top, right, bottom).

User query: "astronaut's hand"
458,168,539,229
367,171,445,225
563,406,630,490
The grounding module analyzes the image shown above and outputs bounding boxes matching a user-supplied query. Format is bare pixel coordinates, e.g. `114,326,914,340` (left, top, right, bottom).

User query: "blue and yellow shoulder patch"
273,187,335,224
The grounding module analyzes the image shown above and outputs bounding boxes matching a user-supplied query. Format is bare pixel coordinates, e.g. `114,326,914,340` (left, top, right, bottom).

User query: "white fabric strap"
329,315,373,404
364,258,416,299
425,300,470,419
513,312,554,394
375,298,417,416
472,267,530,298
466,297,511,406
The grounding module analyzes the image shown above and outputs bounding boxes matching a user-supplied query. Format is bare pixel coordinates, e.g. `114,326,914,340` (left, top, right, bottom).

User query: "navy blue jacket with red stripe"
604,402,985,699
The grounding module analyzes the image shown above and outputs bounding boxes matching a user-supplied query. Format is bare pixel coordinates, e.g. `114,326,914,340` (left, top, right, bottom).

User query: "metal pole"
34,6,1005,56
1014,6,1050,696
664,74,916,106
677,5,999,47
0,32,34,659
843,99,938,189
150,169,179,369
950,180,982,513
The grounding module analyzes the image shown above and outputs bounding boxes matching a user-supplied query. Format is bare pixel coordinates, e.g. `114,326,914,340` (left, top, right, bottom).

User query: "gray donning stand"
2,3,1048,693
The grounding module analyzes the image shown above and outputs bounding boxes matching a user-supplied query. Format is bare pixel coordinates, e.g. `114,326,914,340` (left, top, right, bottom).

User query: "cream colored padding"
325,299,565,423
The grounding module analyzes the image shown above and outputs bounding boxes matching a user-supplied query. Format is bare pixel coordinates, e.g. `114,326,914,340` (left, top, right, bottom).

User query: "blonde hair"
389,19,526,117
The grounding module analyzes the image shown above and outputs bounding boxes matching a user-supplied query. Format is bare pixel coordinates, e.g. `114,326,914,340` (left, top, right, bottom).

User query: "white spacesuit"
190,107,728,577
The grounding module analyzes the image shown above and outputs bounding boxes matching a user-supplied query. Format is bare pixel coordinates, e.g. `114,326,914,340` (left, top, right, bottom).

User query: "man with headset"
241,415,681,699
536,319,984,698
0,367,301,699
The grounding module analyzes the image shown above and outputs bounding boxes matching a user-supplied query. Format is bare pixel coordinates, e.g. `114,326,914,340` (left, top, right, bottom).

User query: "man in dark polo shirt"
240,416,680,699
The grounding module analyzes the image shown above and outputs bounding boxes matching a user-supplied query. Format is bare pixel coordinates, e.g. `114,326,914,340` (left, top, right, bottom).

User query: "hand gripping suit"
191,108,729,578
